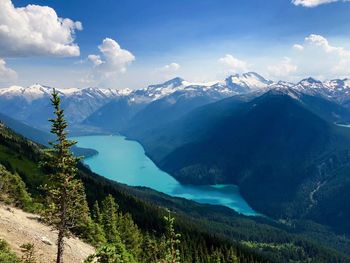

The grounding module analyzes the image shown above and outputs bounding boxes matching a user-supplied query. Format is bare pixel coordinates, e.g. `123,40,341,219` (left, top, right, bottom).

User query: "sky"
1,0,350,89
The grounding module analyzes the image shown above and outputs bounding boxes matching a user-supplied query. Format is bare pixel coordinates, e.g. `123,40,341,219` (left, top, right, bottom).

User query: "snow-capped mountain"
0,72,273,106
0,84,55,103
0,85,127,129
287,77,350,103
225,72,274,93
0,84,128,101
2,72,350,132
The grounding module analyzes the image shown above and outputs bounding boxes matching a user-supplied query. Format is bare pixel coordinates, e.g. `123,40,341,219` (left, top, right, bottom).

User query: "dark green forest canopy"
0,122,350,262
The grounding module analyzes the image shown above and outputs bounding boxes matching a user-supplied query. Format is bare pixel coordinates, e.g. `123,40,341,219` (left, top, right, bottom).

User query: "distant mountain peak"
299,77,322,85
276,80,295,87
225,72,273,94
154,77,185,88
165,77,185,84
267,86,301,100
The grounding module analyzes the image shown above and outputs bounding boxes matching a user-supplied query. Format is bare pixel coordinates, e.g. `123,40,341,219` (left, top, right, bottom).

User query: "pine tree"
90,201,106,246
92,200,103,225
86,195,137,263
42,89,90,263
101,194,120,243
226,247,239,263
117,213,142,259
84,243,135,263
140,233,160,263
161,210,181,263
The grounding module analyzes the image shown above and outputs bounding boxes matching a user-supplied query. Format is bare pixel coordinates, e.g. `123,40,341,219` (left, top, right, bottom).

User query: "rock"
41,236,53,246
6,207,14,213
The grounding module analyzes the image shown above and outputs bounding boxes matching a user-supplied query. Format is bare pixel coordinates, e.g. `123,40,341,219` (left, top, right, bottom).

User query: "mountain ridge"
3,72,350,133
124,90,350,235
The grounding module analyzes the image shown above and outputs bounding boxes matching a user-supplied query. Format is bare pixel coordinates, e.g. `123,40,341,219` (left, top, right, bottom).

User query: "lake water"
73,135,257,216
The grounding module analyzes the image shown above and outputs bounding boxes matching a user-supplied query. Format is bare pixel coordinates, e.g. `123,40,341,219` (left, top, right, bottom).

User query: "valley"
1,72,350,262
1,120,350,262
73,135,257,216
2,73,350,234
2,1,350,261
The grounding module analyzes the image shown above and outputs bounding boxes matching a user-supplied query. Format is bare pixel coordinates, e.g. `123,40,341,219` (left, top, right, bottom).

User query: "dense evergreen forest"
0,121,266,262
0,92,350,262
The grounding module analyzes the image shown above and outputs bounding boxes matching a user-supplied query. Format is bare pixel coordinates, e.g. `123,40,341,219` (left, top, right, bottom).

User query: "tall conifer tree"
43,89,90,263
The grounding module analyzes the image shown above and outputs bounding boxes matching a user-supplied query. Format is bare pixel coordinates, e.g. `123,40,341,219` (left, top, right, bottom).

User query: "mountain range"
2,72,350,133
129,89,350,232
2,72,350,250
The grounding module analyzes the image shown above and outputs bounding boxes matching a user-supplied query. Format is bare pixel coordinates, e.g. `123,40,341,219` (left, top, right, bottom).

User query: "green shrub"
0,165,39,212
0,239,21,263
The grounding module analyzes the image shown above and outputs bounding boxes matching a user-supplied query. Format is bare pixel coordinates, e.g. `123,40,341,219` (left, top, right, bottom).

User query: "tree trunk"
57,185,67,263
56,228,64,263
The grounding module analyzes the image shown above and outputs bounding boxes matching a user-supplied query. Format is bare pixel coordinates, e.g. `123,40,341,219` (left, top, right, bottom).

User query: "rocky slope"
0,204,94,263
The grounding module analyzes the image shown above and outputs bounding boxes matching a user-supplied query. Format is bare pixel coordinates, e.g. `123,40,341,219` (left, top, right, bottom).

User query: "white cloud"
292,0,350,7
293,44,304,51
0,0,82,57
299,34,350,75
268,57,298,78
261,34,350,80
304,34,348,55
0,58,17,81
157,63,181,73
218,54,249,73
88,55,103,66
87,38,135,85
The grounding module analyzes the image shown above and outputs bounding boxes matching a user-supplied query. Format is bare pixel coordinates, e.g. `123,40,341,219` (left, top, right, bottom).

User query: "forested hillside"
0,121,269,262
1,107,350,262
126,90,350,236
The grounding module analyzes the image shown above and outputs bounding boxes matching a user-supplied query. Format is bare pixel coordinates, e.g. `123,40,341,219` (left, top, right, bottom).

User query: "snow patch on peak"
343,79,350,88
0,84,53,103
153,77,184,88
225,72,273,94
182,80,221,87
269,86,301,100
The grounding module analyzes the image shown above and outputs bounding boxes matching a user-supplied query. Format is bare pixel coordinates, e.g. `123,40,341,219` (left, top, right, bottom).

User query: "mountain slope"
0,85,124,130
124,90,223,136
0,205,94,263
0,113,97,158
82,97,147,132
126,90,350,234
2,116,350,262
0,112,51,146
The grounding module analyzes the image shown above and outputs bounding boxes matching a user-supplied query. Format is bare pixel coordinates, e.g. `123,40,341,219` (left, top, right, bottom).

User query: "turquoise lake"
73,135,257,216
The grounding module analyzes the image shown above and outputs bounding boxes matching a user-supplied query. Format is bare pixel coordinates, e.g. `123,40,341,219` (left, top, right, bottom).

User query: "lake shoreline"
73,135,259,216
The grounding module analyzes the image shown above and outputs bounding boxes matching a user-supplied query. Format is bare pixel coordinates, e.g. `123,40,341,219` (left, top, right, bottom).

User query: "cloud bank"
0,0,82,57
292,0,350,7
266,34,350,80
295,34,350,76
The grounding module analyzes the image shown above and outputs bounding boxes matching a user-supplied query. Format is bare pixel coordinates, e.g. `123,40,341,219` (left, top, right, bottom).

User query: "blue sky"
2,0,350,88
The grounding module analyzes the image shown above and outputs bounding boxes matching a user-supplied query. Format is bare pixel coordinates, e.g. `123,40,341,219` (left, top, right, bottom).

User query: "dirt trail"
0,204,95,263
